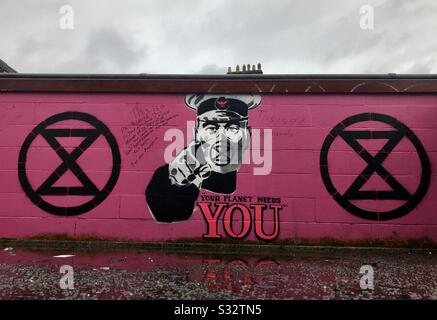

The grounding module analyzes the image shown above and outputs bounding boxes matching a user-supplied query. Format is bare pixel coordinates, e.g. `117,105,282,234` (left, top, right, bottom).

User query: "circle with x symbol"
18,112,121,216
320,113,431,221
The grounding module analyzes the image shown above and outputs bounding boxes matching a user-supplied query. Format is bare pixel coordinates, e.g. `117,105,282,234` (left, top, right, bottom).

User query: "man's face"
196,112,250,174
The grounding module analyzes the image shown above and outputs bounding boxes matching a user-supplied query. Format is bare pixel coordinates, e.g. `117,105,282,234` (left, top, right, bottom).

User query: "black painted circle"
18,112,121,216
320,113,431,221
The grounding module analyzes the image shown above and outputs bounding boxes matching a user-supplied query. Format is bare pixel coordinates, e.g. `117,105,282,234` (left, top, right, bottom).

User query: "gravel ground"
0,246,436,300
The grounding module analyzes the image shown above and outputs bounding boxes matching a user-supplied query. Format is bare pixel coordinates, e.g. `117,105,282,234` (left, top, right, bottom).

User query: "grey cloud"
196,64,228,74
58,28,148,73
0,0,436,74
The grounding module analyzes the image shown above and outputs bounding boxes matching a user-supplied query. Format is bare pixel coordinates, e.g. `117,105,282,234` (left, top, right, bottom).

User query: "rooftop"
0,59,17,73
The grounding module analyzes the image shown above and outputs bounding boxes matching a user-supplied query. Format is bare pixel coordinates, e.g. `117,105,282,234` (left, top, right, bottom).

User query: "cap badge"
215,97,228,110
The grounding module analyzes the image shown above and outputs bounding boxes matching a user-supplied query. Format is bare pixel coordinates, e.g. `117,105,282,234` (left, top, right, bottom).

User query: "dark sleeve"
145,164,200,223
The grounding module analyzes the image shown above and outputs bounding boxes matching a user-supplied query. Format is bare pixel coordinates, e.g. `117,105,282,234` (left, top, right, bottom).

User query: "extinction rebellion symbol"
18,112,121,216
320,113,431,221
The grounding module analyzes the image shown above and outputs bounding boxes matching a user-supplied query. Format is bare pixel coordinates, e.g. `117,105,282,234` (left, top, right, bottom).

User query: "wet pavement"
0,245,436,300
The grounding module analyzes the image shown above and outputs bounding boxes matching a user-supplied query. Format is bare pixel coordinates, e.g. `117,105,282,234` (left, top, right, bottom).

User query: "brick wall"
0,93,436,243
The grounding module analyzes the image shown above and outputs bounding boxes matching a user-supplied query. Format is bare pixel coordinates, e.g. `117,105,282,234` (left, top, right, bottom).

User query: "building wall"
0,93,436,243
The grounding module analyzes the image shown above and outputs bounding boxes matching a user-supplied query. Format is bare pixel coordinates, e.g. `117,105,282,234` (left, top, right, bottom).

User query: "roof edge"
0,60,17,73
1,73,437,80
2,73,437,94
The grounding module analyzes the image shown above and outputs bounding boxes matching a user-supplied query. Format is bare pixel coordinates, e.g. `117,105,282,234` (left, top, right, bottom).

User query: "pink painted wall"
0,93,436,243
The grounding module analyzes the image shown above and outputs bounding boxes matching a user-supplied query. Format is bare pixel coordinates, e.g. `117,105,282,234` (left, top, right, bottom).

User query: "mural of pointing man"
146,94,262,223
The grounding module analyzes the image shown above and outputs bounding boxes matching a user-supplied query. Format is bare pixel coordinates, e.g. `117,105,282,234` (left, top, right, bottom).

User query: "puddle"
0,247,436,300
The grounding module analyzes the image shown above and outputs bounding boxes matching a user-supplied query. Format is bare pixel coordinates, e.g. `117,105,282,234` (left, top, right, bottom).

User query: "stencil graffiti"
320,113,431,220
18,112,121,216
198,194,283,241
146,94,264,223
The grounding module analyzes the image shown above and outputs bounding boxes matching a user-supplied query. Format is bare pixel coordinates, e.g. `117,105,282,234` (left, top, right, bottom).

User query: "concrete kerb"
0,239,435,257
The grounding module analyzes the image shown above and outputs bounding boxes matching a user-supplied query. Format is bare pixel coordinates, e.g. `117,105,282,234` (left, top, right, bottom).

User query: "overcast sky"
1,0,436,74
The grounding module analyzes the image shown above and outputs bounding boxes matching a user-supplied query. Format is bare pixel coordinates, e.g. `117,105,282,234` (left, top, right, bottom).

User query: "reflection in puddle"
0,247,436,300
